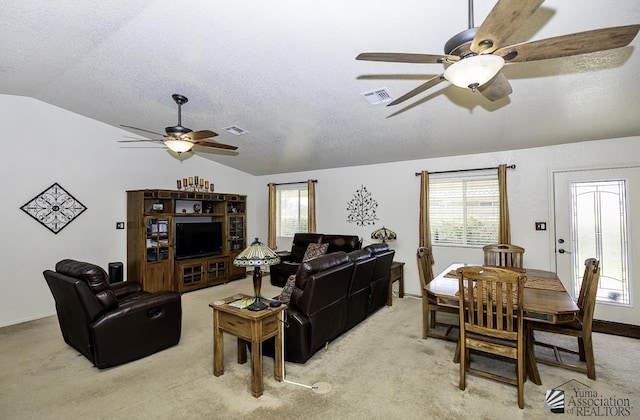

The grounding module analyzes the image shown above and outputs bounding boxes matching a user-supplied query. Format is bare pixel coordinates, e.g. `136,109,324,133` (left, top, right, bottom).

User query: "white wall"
0,95,255,327
254,137,640,318
2,93,638,327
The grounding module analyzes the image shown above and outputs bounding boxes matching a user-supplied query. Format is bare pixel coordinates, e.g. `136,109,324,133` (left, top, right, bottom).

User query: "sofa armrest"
279,254,299,264
269,261,300,287
111,280,143,299
282,306,312,364
90,292,182,368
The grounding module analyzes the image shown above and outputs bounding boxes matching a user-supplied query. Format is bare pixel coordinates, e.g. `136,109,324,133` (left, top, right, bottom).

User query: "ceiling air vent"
224,125,249,136
361,88,393,105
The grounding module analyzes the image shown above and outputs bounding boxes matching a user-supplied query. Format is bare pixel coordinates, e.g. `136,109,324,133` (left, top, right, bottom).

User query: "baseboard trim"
593,319,640,339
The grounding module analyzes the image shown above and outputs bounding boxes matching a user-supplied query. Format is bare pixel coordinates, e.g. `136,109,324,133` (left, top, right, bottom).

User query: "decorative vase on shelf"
193,203,202,213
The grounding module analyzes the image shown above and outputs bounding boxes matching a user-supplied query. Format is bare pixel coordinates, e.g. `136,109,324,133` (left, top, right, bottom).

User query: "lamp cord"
279,310,317,390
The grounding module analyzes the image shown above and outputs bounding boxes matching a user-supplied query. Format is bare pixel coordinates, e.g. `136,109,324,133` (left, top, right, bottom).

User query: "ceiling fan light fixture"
164,139,194,154
443,54,505,91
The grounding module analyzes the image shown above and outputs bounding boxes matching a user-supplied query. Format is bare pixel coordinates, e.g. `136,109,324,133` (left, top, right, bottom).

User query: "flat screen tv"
175,222,223,260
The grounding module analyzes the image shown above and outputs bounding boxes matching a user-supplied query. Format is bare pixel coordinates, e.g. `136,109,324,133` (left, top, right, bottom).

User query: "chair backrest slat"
483,244,525,270
456,266,526,336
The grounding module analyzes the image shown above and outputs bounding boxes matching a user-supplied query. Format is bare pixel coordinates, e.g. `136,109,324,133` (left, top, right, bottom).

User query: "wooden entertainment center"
126,189,247,293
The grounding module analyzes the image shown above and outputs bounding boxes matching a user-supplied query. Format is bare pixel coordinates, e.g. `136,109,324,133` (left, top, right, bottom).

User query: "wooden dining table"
425,263,580,385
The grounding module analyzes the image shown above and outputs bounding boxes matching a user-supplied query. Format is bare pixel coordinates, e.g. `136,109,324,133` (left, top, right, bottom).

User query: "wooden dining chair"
483,244,525,271
457,266,527,409
416,247,458,340
530,258,601,380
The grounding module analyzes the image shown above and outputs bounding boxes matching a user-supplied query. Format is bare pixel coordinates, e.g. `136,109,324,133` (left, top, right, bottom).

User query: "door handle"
558,248,571,254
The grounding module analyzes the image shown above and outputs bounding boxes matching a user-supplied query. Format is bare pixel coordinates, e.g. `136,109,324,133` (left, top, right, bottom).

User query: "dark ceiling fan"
356,0,640,105
119,94,238,154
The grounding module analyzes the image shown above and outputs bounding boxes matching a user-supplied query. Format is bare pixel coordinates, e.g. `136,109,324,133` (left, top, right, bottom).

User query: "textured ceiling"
1,0,639,175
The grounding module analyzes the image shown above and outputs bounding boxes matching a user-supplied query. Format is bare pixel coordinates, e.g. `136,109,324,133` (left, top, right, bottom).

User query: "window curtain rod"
414,164,515,176
269,179,318,186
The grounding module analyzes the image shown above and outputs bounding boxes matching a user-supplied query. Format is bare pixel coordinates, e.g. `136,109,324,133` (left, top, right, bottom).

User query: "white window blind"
430,176,499,246
277,185,309,237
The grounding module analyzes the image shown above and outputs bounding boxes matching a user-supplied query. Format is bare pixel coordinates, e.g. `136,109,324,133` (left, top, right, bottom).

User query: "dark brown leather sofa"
265,243,395,363
365,243,396,314
269,233,362,287
43,259,182,369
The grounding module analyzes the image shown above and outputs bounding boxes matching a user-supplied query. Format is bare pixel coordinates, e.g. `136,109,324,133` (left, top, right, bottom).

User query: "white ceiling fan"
357,0,640,105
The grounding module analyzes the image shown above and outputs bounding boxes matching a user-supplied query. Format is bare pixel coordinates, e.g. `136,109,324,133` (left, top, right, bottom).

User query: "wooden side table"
387,261,405,306
210,295,287,398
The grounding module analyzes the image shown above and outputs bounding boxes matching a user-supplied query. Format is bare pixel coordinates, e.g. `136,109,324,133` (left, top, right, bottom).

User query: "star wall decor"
20,183,87,234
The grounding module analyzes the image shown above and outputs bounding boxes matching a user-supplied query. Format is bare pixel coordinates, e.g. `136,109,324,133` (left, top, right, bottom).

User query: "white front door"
553,166,640,325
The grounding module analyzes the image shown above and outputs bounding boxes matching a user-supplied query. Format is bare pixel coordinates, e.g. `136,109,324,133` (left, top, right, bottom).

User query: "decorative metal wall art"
21,183,87,234
346,184,378,226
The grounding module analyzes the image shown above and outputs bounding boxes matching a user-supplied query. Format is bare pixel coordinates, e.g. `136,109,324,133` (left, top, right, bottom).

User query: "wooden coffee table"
210,294,287,397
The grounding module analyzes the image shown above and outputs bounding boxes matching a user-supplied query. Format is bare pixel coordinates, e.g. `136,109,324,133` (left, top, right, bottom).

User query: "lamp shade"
164,138,194,154
233,238,281,267
371,226,397,242
443,55,505,90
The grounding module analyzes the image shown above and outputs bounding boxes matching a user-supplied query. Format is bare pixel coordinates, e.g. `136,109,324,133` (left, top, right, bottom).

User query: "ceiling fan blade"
186,130,219,140
494,24,640,63
117,139,163,143
471,0,545,54
192,140,238,151
120,124,165,137
387,75,445,106
478,71,513,101
119,146,166,149
356,52,458,64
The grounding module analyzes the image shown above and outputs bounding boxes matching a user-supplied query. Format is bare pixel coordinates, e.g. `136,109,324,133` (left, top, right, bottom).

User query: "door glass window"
570,180,630,305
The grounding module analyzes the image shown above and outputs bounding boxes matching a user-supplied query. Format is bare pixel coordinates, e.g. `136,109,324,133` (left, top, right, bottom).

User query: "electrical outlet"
116,222,125,230
535,222,546,231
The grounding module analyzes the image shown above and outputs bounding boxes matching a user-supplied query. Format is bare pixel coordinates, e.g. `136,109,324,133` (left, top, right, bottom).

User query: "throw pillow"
302,242,329,262
279,274,296,304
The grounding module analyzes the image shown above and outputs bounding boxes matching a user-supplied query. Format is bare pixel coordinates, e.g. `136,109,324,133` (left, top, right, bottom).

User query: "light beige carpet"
1,277,638,419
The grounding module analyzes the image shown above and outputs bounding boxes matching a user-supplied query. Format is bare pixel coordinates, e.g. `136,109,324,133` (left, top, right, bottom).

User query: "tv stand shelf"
175,256,228,293
127,189,247,293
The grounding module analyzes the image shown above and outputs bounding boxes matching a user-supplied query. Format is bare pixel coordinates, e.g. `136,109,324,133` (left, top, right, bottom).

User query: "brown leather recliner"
269,233,324,287
43,259,182,369
364,243,395,314
263,245,395,364
345,248,376,331
269,233,362,287
285,252,354,363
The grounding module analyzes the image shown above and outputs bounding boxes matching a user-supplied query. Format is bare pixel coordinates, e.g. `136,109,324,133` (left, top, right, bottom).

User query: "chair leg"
459,343,466,390
583,336,596,380
453,340,460,363
430,309,437,328
422,299,429,339
577,337,586,362
517,347,525,409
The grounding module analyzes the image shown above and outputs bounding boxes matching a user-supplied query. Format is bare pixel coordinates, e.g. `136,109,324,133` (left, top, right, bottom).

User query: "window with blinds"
277,186,309,237
430,175,499,246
